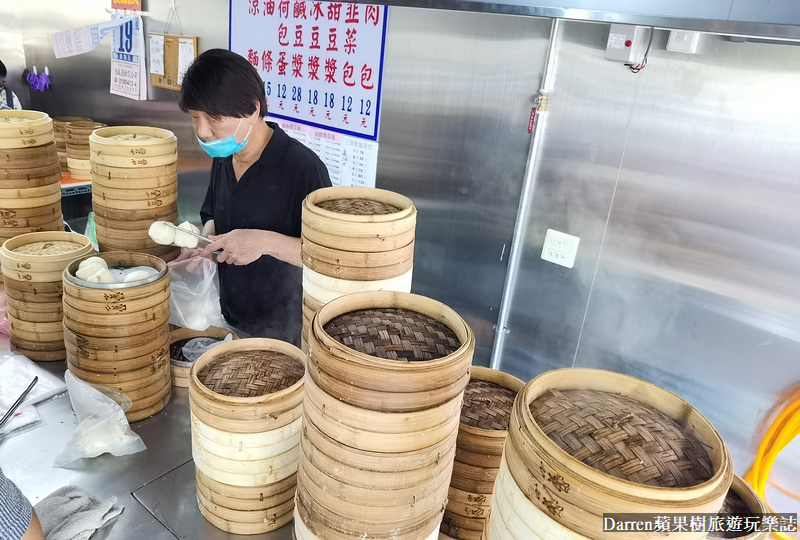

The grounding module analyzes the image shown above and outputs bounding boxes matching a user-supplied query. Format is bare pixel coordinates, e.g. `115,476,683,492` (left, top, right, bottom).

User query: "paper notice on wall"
177,38,195,85
52,16,135,58
110,16,147,100
269,117,378,188
149,34,165,76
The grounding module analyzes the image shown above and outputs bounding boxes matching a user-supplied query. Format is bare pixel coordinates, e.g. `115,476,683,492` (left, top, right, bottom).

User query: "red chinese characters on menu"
233,0,385,139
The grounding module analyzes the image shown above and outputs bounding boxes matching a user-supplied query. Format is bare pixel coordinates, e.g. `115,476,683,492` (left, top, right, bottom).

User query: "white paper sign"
111,16,147,101
149,34,165,76
270,117,378,187
52,16,135,58
231,0,388,141
177,38,195,85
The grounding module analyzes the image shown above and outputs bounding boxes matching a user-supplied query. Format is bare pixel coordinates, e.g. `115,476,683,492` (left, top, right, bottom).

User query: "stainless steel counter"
0,359,292,540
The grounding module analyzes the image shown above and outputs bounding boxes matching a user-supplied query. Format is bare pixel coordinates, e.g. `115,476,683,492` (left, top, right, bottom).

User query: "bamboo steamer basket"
63,251,172,421
300,188,417,352
89,127,178,259
169,326,238,388
0,232,93,361
302,187,416,252
0,111,54,149
441,367,524,540
297,290,474,540
495,368,733,540
66,122,105,179
189,338,305,534
702,475,769,540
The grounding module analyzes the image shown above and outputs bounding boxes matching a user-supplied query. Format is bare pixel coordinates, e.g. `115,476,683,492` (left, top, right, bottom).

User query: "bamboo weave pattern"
316,198,400,215
12,240,82,255
460,379,518,430
197,350,305,397
323,307,460,361
531,388,715,487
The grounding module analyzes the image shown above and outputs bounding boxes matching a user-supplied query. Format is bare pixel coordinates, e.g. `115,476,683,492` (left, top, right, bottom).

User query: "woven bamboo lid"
531,388,714,488
322,307,460,361
197,350,305,398
460,379,518,430
316,198,400,215
12,240,83,256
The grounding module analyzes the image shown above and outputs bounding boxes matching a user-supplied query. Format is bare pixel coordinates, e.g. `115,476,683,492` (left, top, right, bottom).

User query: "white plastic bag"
0,352,67,406
179,334,233,365
167,257,225,331
54,371,146,468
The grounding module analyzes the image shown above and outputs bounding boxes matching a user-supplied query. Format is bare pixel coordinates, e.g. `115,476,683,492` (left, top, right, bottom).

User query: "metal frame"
490,17,561,370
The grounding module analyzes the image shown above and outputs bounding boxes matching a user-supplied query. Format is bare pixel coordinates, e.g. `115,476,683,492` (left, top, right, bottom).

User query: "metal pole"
490,17,561,370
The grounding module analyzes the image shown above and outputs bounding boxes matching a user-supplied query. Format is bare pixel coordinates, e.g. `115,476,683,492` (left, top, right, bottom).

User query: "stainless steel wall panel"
496,20,640,378
377,8,550,365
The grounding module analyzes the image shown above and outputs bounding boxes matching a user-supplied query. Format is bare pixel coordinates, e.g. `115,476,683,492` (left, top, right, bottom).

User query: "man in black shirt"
179,49,331,344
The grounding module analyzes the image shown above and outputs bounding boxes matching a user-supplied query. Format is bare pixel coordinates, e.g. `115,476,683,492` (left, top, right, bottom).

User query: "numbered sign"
111,16,147,100
230,0,388,141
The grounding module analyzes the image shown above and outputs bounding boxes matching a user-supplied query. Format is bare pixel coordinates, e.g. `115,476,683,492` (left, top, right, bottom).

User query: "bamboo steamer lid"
0,111,54,149
503,368,733,540
169,326,238,388
309,291,474,412
705,475,769,540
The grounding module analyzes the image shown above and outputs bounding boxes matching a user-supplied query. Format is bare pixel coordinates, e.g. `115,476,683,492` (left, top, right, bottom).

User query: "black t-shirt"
200,122,331,344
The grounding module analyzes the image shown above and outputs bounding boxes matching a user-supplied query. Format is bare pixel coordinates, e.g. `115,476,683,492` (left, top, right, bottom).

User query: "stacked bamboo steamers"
189,339,306,534
295,290,476,540
90,126,179,260
440,367,524,539
300,187,416,352
0,111,64,245
486,369,736,540
0,232,93,360
63,252,172,422
66,121,106,180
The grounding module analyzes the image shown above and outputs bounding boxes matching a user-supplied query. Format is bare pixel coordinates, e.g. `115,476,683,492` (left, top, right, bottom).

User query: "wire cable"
629,27,655,73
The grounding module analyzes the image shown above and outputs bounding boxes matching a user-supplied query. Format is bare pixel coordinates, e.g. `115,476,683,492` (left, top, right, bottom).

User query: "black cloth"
200,122,331,344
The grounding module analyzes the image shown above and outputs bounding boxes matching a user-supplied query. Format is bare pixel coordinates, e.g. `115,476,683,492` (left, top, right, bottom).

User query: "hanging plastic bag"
0,352,66,406
167,256,225,331
54,371,146,468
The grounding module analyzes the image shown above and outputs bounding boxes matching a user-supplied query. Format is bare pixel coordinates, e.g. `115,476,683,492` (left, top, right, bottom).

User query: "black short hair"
0,60,7,78
179,49,267,119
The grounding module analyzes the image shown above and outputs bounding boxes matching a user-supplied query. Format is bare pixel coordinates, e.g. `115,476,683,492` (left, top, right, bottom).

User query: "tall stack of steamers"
1,111,759,539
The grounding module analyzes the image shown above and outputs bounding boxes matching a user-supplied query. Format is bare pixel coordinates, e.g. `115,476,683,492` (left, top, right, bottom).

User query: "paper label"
149,34,165,76
52,16,135,59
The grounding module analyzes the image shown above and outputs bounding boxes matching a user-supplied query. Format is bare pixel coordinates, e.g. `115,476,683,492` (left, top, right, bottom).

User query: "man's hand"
200,229,302,267
201,229,272,266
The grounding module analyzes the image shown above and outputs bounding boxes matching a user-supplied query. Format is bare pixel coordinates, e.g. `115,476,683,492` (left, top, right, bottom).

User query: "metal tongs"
0,377,38,430
162,222,213,244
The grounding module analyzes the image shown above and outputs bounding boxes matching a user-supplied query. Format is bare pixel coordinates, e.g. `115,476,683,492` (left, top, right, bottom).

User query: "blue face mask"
197,119,252,158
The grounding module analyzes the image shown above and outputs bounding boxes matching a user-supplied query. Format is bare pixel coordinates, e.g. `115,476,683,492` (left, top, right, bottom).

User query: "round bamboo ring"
94,235,162,251
0,190,60,209
91,161,177,178
125,384,171,422
302,266,414,306
63,324,169,357
1,231,93,271
0,171,61,189
7,297,62,314
66,342,169,373
94,209,178,230
0,202,61,219
66,349,169,383
192,414,301,460
90,150,177,168
63,252,167,299
304,374,462,452
92,183,178,201
0,133,55,150
63,306,169,338
309,291,474,412
723,475,769,540
92,201,178,221
7,305,62,322
9,326,63,342
198,491,294,535
0,141,58,167
63,285,169,315
90,126,176,150
0,209,65,227
195,472,296,512
0,183,60,200
504,369,733,540
301,235,415,281
91,172,177,190
92,191,177,210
